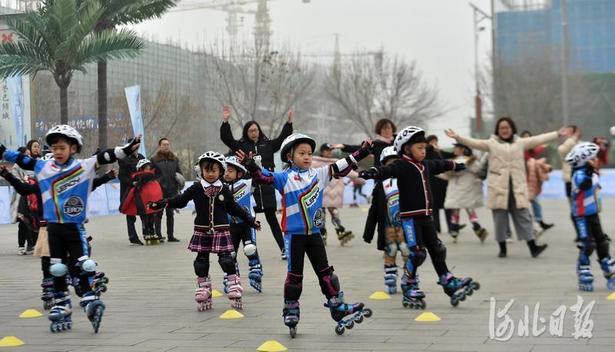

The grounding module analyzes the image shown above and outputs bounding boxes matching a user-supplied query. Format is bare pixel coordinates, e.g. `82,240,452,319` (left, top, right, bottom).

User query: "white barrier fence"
1,169,614,224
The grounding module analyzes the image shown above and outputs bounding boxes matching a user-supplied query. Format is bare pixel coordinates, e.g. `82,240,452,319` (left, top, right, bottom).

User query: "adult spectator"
332,118,395,251
557,125,580,241
118,145,146,245
220,106,293,259
521,130,554,233
151,137,182,242
446,117,570,258
426,134,456,234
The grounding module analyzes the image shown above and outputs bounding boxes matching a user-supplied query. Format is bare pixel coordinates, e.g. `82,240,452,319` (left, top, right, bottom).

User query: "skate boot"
41,278,55,310
248,259,263,293
472,222,488,243
223,262,240,294
600,257,615,290
195,276,213,311
226,274,243,309
91,272,109,295
48,292,72,333
401,275,426,309
336,226,354,246
449,223,461,243
577,264,594,291
283,299,300,338
438,272,480,307
324,292,372,335
384,264,398,294
80,292,106,333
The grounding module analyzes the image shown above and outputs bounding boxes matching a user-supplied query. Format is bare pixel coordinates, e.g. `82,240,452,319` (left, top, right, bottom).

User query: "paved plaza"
1,199,615,352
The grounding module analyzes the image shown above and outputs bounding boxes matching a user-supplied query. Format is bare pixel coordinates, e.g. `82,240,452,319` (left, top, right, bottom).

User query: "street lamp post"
469,2,491,134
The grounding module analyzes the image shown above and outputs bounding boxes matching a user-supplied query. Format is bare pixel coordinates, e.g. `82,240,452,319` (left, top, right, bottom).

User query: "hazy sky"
131,0,493,144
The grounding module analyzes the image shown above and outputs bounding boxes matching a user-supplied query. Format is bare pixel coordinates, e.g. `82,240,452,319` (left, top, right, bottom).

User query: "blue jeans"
531,199,542,223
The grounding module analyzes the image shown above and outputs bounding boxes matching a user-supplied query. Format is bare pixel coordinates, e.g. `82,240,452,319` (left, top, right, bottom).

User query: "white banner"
0,76,30,149
124,85,146,156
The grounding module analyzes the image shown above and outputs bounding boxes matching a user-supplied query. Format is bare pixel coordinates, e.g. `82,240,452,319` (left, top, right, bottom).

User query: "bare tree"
325,52,443,136
202,39,314,138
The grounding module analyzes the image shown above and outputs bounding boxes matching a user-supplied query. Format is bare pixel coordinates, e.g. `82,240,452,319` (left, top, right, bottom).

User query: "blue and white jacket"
570,166,601,217
227,178,256,224
382,178,401,228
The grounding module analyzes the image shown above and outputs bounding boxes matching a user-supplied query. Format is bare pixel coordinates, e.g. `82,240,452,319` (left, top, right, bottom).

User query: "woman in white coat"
445,117,570,258
441,144,488,243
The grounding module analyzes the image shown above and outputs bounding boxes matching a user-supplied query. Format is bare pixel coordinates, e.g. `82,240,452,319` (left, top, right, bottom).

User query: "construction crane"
302,34,384,72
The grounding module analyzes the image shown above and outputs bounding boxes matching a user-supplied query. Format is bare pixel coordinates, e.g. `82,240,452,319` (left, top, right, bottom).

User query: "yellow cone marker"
212,289,224,298
415,312,441,322
219,309,244,319
369,291,391,300
19,309,43,318
0,336,25,347
257,340,288,352
607,292,615,300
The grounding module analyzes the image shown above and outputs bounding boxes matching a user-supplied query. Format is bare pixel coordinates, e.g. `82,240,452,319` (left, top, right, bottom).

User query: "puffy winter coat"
455,132,558,210
442,154,487,209
120,170,164,216
557,136,579,183
151,151,182,198
526,158,551,200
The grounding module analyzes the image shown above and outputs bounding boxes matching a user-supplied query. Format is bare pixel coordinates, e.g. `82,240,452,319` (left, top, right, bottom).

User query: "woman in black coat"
331,118,396,252
220,107,293,259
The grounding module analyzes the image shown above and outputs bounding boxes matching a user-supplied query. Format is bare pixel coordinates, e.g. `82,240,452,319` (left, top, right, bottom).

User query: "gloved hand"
245,158,260,173
148,199,168,210
454,163,467,172
0,144,5,159
358,167,379,180
249,219,262,231
120,136,141,156
351,139,373,161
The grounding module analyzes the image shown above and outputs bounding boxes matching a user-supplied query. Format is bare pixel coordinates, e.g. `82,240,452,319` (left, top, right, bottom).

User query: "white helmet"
45,125,83,152
565,142,599,169
280,133,316,163
380,146,398,164
225,156,247,174
197,151,227,173
394,126,425,155
41,153,54,161
136,158,152,170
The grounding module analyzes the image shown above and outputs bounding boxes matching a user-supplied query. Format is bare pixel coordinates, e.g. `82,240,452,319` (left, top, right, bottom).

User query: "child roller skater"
565,142,615,291
149,152,260,311
359,126,480,308
0,125,140,333
379,146,410,295
223,156,264,293
119,159,163,245
239,133,373,337
312,143,355,245
440,144,489,243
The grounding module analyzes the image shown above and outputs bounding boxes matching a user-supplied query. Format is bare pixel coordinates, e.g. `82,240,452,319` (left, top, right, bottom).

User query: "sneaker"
17,247,26,255
531,244,548,258
26,246,34,254
167,237,180,242
130,238,144,246
539,221,554,231
158,236,166,243
498,252,507,258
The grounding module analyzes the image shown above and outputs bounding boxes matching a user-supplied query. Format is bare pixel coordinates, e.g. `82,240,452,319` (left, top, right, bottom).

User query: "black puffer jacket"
220,121,293,211
426,146,455,209
118,152,145,199
151,151,183,198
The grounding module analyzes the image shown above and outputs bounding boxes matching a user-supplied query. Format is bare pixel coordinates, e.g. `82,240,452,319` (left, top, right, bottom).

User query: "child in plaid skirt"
150,151,259,310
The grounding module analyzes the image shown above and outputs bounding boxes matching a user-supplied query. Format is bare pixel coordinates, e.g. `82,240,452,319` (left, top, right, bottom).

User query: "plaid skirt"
188,225,234,253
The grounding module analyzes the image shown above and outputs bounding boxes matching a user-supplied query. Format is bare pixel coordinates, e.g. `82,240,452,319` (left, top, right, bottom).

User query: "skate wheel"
66,322,72,330
355,315,364,323
363,308,373,318
451,298,459,307
472,282,480,290
419,300,426,309
289,326,297,338
335,325,345,335
466,288,474,296
345,320,354,329
460,293,466,301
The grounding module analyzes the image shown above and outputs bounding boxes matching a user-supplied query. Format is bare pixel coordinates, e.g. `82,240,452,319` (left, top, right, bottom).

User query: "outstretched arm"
223,188,261,229
329,139,373,179
0,145,39,170
92,169,117,191
0,166,38,195
237,150,275,185
95,136,141,166
270,110,294,152
444,129,490,152
220,106,243,152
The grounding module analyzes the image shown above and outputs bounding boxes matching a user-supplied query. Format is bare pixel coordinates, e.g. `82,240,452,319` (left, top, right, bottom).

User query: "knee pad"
409,246,427,267
50,262,68,278
79,259,97,273
399,241,410,257
243,241,257,257
433,239,447,261
218,253,236,274
384,242,398,258
193,257,210,278
284,272,303,300
317,266,340,298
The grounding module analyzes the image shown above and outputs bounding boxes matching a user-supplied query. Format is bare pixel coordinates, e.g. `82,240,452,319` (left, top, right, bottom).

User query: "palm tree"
0,0,143,124
84,0,176,148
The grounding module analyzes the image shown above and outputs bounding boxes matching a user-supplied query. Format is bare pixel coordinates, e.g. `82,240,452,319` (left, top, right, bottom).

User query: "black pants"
565,182,581,239
284,234,340,300
575,214,610,260
155,207,175,239
432,208,453,234
231,223,260,264
402,216,449,278
260,208,284,252
126,215,143,241
17,219,35,248
193,251,236,278
47,223,93,295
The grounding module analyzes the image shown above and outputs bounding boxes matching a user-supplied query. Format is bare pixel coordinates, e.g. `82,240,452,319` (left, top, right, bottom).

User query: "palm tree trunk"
60,85,68,124
97,59,108,148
